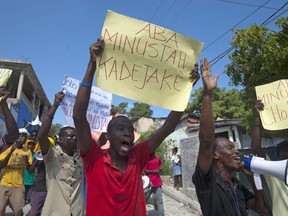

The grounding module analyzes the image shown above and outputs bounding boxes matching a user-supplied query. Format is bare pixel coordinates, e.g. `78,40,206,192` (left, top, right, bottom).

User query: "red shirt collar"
102,148,136,167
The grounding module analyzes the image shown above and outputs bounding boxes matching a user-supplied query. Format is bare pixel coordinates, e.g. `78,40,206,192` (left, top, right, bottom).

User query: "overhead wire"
166,0,193,28
261,3,288,40
203,0,271,51
261,1,288,25
210,1,288,66
148,0,287,67
264,8,288,27
218,0,284,10
148,0,166,23
158,0,178,24
210,47,235,66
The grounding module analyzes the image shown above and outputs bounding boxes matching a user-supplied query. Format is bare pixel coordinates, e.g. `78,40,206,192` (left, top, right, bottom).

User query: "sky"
0,0,287,125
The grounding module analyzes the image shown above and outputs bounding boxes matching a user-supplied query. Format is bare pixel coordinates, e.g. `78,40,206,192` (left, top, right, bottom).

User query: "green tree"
128,102,153,122
186,87,247,120
113,102,128,115
225,17,288,133
49,123,62,137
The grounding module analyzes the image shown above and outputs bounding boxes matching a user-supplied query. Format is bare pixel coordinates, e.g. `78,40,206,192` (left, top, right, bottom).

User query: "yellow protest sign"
96,10,204,111
255,79,288,130
0,68,12,87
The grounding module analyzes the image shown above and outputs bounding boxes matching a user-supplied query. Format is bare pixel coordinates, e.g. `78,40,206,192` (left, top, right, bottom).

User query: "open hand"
200,58,218,92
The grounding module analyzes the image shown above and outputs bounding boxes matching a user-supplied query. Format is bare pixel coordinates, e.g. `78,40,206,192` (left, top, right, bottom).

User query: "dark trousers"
30,191,47,216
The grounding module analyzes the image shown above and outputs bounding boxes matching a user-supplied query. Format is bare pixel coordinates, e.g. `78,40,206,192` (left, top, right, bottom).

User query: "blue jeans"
150,186,165,216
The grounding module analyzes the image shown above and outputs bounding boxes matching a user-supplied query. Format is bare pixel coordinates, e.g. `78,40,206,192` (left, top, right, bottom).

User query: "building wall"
133,118,154,133
180,136,199,200
0,60,50,136
16,98,33,128
240,132,284,149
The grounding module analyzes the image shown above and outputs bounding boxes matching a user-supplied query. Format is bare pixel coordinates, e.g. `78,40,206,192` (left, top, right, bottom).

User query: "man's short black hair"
276,140,288,156
59,126,75,137
106,116,130,133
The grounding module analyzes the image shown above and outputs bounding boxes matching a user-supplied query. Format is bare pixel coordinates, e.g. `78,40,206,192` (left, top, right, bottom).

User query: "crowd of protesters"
0,38,286,216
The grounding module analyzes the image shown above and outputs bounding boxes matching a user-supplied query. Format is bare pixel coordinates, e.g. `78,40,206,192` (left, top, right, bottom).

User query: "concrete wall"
180,135,199,200
133,117,166,133
240,132,284,149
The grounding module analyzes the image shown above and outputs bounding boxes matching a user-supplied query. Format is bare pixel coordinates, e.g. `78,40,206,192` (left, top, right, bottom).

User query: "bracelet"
47,114,54,119
80,82,92,87
203,90,213,97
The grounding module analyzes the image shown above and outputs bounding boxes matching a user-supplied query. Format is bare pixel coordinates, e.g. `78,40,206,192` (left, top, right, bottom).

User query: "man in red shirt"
144,154,164,216
73,38,200,216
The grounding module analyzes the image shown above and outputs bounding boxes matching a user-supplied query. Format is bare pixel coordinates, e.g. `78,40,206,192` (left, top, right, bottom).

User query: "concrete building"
0,59,50,135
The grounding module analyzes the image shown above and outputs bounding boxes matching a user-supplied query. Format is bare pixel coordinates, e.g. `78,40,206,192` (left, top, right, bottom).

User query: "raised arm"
197,58,218,176
246,100,269,215
0,143,17,169
73,38,104,156
147,64,200,154
38,91,64,155
250,100,265,158
148,111,183,154
0,87,19,144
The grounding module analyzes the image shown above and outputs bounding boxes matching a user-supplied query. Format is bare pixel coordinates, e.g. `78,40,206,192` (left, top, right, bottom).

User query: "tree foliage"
128,102,153,122
114,102,128,115
186,87,247,120
113,102,153,122
224,17,288,133
49,123,62,137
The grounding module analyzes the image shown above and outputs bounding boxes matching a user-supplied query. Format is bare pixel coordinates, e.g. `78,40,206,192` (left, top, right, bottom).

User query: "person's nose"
123,129,132,137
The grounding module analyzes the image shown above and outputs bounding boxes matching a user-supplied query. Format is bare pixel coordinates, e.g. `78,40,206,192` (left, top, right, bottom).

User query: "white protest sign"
61,76,112,132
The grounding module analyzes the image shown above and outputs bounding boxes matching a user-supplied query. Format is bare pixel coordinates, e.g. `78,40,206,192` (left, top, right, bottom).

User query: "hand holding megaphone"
243,155,264,190
35,150,43,161
243,155,288,189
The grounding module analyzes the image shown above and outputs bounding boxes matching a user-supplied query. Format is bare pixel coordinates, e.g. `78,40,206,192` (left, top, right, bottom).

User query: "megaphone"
35,150,43,161
243,156,288,187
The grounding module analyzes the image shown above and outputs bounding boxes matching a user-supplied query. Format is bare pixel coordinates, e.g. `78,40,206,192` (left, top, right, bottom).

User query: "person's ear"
213,151,220,160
